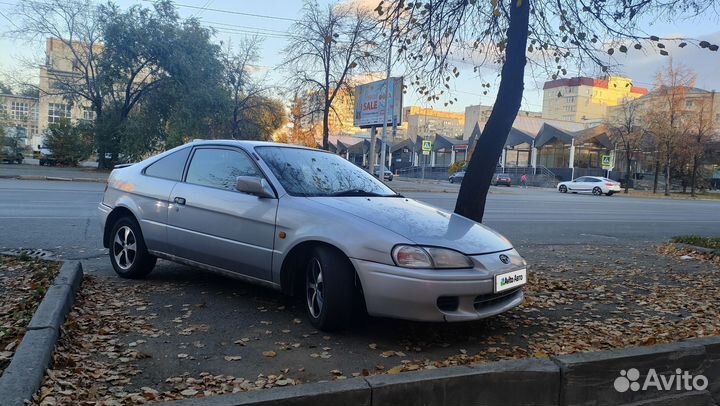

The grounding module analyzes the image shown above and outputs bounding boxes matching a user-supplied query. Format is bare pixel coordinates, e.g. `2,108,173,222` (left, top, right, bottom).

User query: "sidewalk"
0,164,109,182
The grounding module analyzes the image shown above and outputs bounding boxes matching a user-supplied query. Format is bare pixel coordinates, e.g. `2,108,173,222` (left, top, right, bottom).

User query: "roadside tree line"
8,0,287,168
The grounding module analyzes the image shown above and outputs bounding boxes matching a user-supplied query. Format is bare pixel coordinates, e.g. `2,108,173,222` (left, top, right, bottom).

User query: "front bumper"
351,254,526,322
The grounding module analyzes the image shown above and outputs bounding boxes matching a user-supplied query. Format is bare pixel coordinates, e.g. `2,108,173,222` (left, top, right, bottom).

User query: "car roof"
189,139,318,151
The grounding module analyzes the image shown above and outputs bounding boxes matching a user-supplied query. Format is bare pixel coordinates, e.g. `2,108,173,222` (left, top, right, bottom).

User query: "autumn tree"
283,0,381,150
288,95,319,147
644,61,696,196
688,97,715,196
377,0,719,222
607,100,645,193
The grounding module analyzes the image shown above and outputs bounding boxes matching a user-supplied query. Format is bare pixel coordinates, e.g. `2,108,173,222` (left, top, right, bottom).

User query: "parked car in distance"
0,146,23,164
557,176,621,196
39,147,57,166
373,168,393,181
449,170,465,183
492,173,512,187
99,141,527,330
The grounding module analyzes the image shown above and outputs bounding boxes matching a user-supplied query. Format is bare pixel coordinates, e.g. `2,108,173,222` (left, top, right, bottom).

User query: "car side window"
144,147,191,181
588,178,600,183
185,148,260,191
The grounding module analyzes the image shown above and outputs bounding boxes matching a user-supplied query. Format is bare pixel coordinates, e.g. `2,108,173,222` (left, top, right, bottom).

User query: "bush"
45,119,93,166
448,160,467,175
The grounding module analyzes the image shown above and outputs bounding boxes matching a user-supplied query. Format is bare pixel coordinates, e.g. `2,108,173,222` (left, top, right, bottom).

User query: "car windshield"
256,146,398,197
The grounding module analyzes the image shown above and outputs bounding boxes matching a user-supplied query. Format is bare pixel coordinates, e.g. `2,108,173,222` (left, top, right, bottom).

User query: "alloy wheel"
306,257,324,318
113,226,137,270
593,187,602,196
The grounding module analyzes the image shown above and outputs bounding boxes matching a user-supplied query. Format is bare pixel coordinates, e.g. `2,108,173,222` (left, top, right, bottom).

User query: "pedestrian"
520,174,528,189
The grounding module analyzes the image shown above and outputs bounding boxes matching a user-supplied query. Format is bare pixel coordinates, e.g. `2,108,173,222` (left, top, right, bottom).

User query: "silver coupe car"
98,140,527,330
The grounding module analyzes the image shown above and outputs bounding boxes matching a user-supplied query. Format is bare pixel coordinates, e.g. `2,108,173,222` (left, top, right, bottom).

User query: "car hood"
308,196,513,255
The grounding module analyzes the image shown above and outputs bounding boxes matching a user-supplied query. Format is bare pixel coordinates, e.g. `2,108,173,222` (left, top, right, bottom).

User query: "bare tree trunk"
664,151,671,196
691,156,698,197
653,159,660,194
624,147,631,194
322,101,330,150
454,0,529,222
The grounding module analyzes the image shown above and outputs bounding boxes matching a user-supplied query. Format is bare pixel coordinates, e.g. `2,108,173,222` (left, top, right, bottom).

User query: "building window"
716,113,720,122
566,87,576,94
685,99,694,108
11,102,29,120
566,96,576,104
48,103,71,124
563,105,576,112
81,106,95,121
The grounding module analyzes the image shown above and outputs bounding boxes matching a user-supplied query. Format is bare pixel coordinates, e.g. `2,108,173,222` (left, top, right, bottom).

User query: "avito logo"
614,368,708,393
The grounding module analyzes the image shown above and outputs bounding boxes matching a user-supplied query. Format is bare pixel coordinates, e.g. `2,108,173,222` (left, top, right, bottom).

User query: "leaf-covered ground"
0,255,59,376
30,244,720,405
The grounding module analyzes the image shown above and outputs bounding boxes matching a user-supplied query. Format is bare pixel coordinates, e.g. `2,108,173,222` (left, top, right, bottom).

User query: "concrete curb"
0,261,84,406
672,243,720,257
151,336,720,406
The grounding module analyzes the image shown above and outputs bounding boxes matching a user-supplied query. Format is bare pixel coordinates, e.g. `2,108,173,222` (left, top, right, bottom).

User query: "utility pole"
378,16,396,183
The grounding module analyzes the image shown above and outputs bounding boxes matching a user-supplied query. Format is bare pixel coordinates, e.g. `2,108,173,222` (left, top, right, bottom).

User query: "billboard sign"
354,77,403,128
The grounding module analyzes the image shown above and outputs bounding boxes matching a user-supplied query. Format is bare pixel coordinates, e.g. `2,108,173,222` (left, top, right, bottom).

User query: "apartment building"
403,106,464,140
0,94,40,149
542,76,648,123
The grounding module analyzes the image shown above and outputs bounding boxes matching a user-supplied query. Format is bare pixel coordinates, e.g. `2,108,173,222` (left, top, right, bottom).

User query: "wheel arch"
103,206,139,248
279,240,359,297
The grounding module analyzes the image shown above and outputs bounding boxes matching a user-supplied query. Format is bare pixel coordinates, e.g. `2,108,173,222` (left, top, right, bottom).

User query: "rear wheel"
449,178,454,184
109,216,156,279
559,185,567,193
606,191,614,196
592,187,602,196
305,246,354,331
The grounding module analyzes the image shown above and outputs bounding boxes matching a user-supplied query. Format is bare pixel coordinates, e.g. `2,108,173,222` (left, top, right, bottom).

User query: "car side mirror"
235,176,274,198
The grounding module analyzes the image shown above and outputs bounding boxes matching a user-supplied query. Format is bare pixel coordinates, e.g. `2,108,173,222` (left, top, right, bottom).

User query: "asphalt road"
1,179,719,261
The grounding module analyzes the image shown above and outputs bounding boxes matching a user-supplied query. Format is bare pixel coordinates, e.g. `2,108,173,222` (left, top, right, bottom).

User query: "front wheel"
559,185,567,193
305,246,354,331
109,216,156,279
592,187,602,196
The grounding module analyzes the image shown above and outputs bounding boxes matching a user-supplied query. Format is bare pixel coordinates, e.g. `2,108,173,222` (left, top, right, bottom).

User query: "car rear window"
144,147,191,181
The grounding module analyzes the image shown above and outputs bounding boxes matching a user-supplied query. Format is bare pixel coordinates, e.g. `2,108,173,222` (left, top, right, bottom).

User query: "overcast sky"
1,0,719,114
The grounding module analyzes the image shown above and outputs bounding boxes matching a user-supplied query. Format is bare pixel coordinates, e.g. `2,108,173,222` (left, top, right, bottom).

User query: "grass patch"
672,235,720,250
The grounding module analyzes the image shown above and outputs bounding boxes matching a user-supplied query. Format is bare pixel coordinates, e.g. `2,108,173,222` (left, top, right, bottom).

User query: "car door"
166,146,278,281
136,147,192,253
568,177,584,191
586,177,602,192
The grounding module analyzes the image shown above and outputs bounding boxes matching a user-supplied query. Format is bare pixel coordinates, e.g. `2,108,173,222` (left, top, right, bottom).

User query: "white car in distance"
557,176,621,196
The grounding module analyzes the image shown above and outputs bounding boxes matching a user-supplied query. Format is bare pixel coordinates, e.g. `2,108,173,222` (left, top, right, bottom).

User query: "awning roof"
534,124,576,148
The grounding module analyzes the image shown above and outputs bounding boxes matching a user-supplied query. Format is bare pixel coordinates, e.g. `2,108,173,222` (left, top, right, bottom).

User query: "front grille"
473,288,521,310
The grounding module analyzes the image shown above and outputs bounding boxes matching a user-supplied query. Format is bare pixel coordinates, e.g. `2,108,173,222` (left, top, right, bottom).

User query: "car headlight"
391,245,473,269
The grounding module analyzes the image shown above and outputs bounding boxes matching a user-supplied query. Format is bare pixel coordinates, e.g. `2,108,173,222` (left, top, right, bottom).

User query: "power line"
143,0,297,23
202,20,290,35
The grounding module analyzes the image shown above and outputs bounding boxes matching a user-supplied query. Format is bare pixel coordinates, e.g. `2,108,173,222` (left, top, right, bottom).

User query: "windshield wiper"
330,189,393,197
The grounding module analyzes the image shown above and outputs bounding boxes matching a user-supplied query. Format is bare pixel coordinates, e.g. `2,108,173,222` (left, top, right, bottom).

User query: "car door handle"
174,197,186,205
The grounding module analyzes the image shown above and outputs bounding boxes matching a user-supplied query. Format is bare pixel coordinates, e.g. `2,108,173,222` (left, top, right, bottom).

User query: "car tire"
449,178,454,184
39,160,45,166
592,187,602,196
606,191,614,196
304,246,354,331
109,216,157,279
559,185,567,193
